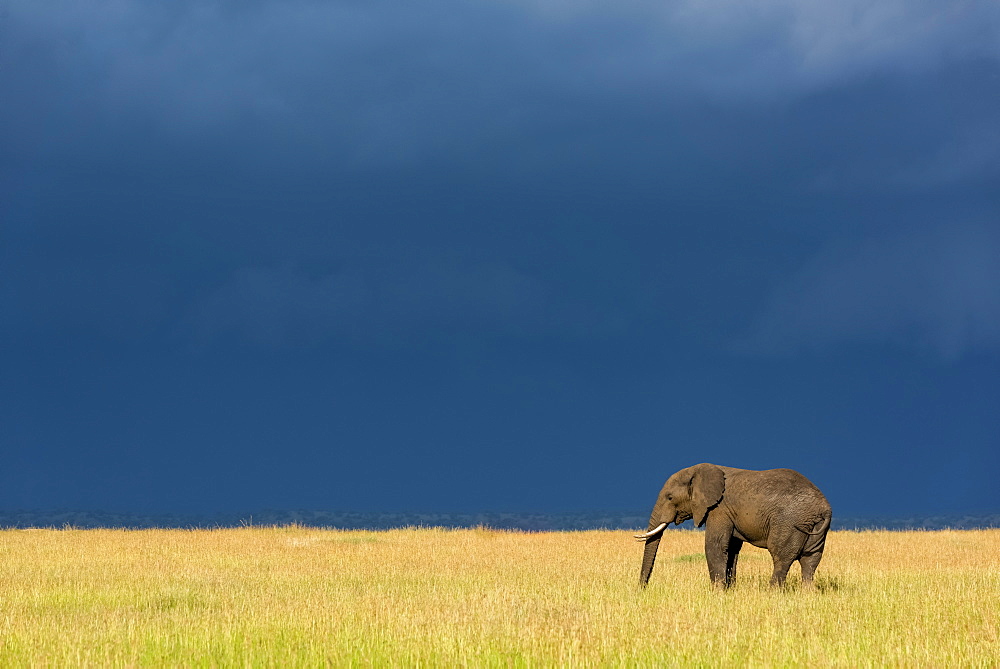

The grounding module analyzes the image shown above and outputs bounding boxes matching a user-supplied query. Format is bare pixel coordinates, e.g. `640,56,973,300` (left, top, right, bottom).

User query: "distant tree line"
1,509,998,531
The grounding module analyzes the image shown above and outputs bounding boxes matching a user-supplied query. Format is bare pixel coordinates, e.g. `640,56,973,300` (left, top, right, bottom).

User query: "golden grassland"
0,527,997,667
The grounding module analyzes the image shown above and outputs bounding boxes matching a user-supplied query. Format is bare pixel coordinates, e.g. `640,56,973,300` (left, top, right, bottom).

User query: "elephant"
635,463,831,589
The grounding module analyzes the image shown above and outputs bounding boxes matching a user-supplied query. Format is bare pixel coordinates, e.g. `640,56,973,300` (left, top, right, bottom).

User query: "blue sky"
2,0,998,516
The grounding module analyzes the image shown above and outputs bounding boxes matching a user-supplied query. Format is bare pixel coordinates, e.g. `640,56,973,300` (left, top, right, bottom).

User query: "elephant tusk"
633,522,668,540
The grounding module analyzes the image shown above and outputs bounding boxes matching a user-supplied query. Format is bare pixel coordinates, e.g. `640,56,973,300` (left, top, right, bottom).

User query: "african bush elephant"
635,463,831,589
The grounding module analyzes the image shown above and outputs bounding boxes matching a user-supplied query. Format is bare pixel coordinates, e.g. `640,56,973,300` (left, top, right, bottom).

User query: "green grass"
0,527,997,666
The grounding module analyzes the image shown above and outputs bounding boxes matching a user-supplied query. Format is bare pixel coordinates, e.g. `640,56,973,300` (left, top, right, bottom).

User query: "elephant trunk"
638,506,674,588
639,534,661,587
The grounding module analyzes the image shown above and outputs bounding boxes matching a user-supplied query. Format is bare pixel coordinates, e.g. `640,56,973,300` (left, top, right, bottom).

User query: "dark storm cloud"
182,259,627,349
2,1,1000,517
6,0,999,171
2,0,1000,353
742,223,1000,359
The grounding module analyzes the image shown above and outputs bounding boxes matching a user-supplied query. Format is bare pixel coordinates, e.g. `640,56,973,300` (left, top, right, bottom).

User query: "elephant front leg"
705,547,728,587
704,523,736,588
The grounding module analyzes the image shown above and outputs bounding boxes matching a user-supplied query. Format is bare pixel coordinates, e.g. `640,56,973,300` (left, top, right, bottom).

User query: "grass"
0,527,997,666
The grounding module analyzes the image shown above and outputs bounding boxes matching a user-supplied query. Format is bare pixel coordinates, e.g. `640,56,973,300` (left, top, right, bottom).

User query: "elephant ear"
690,463,725,528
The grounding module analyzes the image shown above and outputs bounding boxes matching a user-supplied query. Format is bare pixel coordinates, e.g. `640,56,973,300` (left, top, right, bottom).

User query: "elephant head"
636,463,725,587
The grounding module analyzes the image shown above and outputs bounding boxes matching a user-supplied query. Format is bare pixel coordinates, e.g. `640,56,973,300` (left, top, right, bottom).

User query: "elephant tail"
799,512,831,554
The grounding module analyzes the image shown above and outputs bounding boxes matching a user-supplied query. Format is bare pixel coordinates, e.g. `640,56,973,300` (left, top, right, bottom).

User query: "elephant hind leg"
799,551,823,591
769,554,795,587
725,537,743,588
767,528,807,588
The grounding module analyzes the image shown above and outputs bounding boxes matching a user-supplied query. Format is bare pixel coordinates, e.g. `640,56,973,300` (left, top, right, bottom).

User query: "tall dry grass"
0,527,997,666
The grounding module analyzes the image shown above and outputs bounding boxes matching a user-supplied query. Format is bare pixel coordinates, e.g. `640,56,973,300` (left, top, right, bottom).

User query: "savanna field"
0,527,997,667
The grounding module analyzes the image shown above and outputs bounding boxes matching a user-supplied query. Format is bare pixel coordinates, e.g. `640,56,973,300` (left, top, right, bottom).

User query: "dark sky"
2,1,998,516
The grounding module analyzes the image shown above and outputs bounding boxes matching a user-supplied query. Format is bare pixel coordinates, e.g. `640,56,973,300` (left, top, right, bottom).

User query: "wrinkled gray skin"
638,463,831,589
